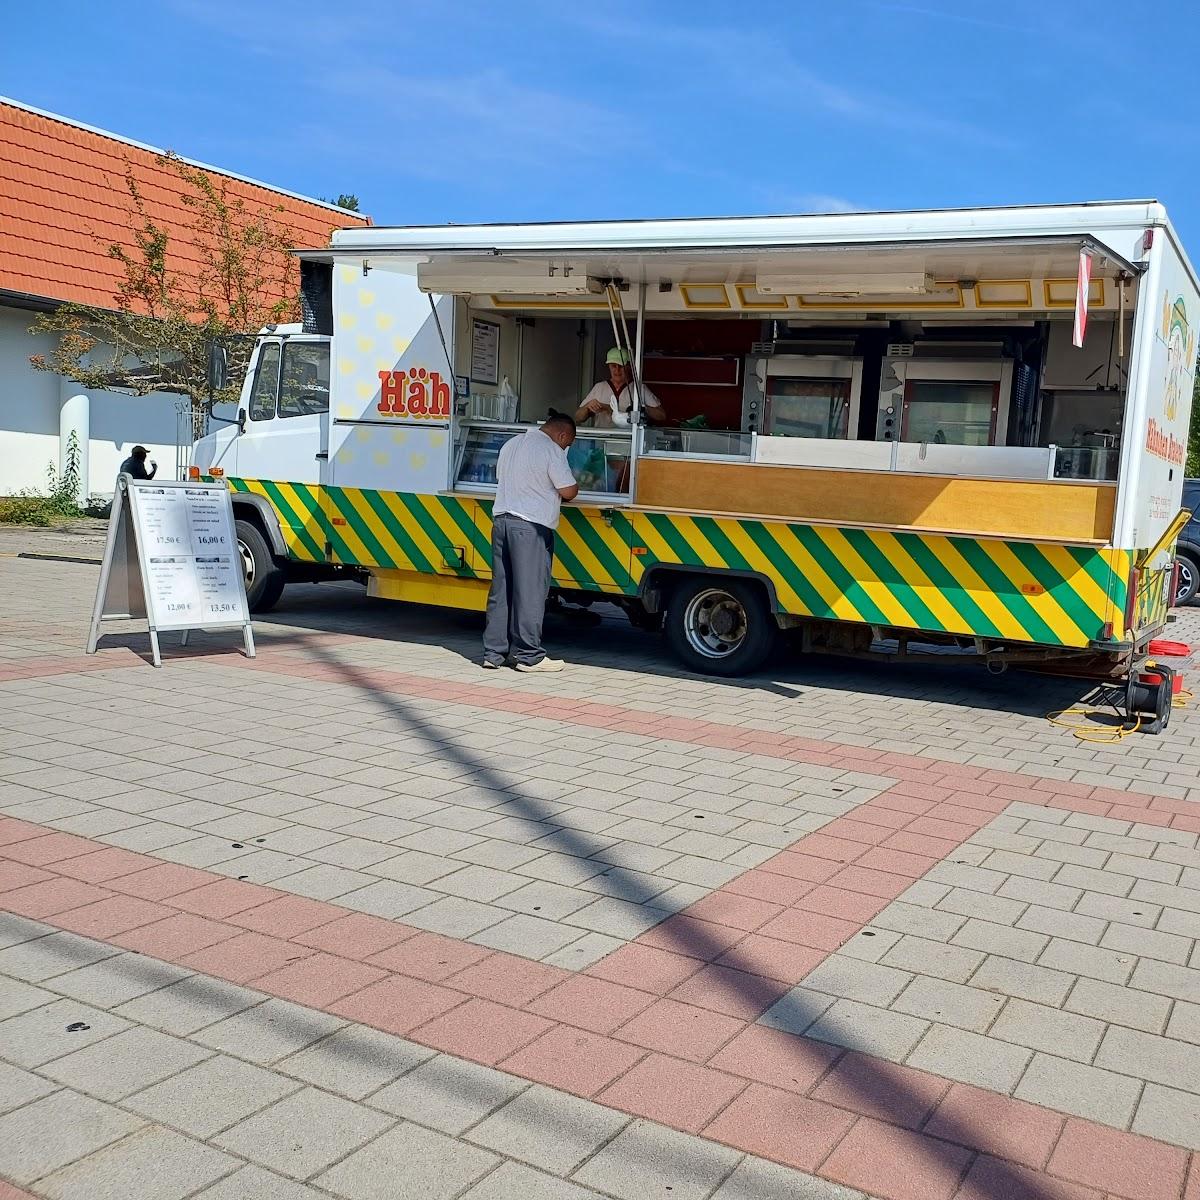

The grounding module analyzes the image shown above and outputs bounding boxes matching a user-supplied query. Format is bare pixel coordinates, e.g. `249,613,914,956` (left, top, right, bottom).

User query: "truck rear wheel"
235,519,285,613
664,577,776,676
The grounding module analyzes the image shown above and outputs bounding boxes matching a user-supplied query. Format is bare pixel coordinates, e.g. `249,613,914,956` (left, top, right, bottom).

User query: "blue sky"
5,0,1199,243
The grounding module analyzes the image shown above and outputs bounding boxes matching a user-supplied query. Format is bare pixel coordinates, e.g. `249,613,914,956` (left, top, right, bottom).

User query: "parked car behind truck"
1175,478,1200,605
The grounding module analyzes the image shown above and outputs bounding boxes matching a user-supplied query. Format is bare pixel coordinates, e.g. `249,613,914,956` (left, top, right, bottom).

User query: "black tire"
1175,553,1199,606
235,519,285,613
664,576,777,676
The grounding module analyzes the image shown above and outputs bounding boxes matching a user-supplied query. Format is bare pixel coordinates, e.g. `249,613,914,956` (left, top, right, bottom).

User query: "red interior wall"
642,319,760,429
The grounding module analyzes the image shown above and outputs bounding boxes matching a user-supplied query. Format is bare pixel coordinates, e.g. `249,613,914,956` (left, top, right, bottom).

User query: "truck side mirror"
237,407,247,434
207,341,228,392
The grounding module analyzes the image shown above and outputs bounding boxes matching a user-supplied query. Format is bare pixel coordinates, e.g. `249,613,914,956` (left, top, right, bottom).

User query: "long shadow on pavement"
291,634,1075,1200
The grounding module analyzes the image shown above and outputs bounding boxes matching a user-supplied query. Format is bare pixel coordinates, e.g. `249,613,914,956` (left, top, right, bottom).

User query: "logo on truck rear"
377,368,452,420
1162,293,1193,423
1144,293,1193,464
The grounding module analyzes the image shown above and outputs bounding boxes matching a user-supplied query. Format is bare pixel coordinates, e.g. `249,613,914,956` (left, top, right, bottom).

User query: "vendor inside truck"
575,347,667,428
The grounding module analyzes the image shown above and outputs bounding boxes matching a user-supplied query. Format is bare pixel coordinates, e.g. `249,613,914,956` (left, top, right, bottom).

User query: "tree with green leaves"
323,193,360,212
29,154,301,435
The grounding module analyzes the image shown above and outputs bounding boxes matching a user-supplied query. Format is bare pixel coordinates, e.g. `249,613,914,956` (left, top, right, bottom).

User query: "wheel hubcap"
238,539,255,586
684,588,749,659
1179,559,1195,601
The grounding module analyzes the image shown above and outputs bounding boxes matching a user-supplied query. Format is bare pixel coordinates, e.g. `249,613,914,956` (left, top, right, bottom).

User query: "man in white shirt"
575,348,666,428
483,414,579,672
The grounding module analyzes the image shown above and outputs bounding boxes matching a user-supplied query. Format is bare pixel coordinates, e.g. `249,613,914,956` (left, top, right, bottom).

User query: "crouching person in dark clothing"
119,445,157,480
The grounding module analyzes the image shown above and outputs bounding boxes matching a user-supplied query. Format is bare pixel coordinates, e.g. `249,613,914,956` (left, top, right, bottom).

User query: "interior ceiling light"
416,262,593,295
756,271,933,296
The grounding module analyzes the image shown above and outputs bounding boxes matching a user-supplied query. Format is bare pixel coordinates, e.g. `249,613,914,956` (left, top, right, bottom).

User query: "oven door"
900,379,1000,446
765,376,852,438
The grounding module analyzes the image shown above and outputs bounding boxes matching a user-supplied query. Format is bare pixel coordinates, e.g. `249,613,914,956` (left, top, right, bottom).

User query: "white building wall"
0,305,185,499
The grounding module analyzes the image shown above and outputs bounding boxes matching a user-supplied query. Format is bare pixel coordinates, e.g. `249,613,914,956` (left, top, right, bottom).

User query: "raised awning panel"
353,235,1140,317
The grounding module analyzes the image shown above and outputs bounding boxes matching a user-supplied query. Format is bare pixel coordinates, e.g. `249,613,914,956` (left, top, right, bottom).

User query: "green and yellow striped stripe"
230,478,1131,649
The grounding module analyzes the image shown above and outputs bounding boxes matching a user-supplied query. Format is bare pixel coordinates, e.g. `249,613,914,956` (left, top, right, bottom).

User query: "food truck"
192,200,1197,710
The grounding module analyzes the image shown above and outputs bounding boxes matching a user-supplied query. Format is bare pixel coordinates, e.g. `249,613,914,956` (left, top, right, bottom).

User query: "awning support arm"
428,294,455,384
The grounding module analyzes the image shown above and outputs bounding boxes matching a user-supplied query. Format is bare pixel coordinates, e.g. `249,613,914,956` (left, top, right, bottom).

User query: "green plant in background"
0,495,56,526
45,431,84,515
1188,359,1200,477
0,432,85,525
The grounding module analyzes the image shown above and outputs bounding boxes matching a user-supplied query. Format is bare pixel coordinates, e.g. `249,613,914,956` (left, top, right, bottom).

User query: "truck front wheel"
235,519,285,613
664,577,776,676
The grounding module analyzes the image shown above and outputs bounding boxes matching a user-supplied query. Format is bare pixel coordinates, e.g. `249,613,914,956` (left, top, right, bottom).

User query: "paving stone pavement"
763,803,1200,1149
4,546,1200,1199
0,911,868,1200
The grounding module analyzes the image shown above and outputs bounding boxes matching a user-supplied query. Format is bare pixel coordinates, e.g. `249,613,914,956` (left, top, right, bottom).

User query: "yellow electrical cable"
1045,664,1191,738
1046,708,1141,743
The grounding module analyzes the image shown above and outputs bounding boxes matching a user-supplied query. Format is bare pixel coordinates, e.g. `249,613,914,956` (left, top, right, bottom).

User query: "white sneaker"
482,660,501,669
515,657,565,673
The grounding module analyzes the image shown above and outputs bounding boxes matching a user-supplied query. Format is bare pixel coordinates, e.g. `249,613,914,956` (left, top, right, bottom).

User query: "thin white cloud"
162,0,643,196
560,9,1015,151
784,193,863,214
866,1,1039,35
156,0,1017,217
314,64,639,181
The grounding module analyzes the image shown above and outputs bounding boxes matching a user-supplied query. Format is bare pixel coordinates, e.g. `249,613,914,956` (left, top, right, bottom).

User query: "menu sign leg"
86,475,256,668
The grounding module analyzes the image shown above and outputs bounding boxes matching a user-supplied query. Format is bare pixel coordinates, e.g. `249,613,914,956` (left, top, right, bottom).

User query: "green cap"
605,348,631,366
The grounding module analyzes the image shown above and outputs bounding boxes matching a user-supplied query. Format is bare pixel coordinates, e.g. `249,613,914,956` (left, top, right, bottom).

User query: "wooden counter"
634,458,1116,544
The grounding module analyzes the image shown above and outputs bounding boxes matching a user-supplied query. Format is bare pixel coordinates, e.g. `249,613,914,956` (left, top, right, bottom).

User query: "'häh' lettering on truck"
191,200,1198,726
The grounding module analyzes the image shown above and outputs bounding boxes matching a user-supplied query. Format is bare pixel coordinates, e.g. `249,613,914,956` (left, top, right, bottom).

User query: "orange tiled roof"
0,99,369,311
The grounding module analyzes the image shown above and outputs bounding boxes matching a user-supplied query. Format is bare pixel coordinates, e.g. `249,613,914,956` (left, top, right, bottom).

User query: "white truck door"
234,338,330,486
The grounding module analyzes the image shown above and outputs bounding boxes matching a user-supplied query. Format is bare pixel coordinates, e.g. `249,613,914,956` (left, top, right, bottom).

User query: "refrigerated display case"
454,424,519,486
453,422,633,496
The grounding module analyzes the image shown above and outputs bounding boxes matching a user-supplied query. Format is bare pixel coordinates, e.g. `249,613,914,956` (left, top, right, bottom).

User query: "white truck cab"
193,324,343,609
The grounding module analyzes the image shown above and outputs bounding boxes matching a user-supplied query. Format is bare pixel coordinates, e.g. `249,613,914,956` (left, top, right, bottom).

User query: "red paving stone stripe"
821,1117,975,1200
444,952,569,1008
1187,1159,1200,1200
2,785,1197,1200
613,996,745,1063
1047,1120,1190,1200
595,1053,746,1134
0,877,114,919
924,1083,1067,1170
706,1082,857,1172
711,934,828,983
708,1023,841,1095
812,1052,952,1133
0,655,122,682
498,1023,646,1096
414,996,555,1065
0,1180,41,1200
665,962,792,1021
0,861,54,893
526,973,658,1035
0,633,363,683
